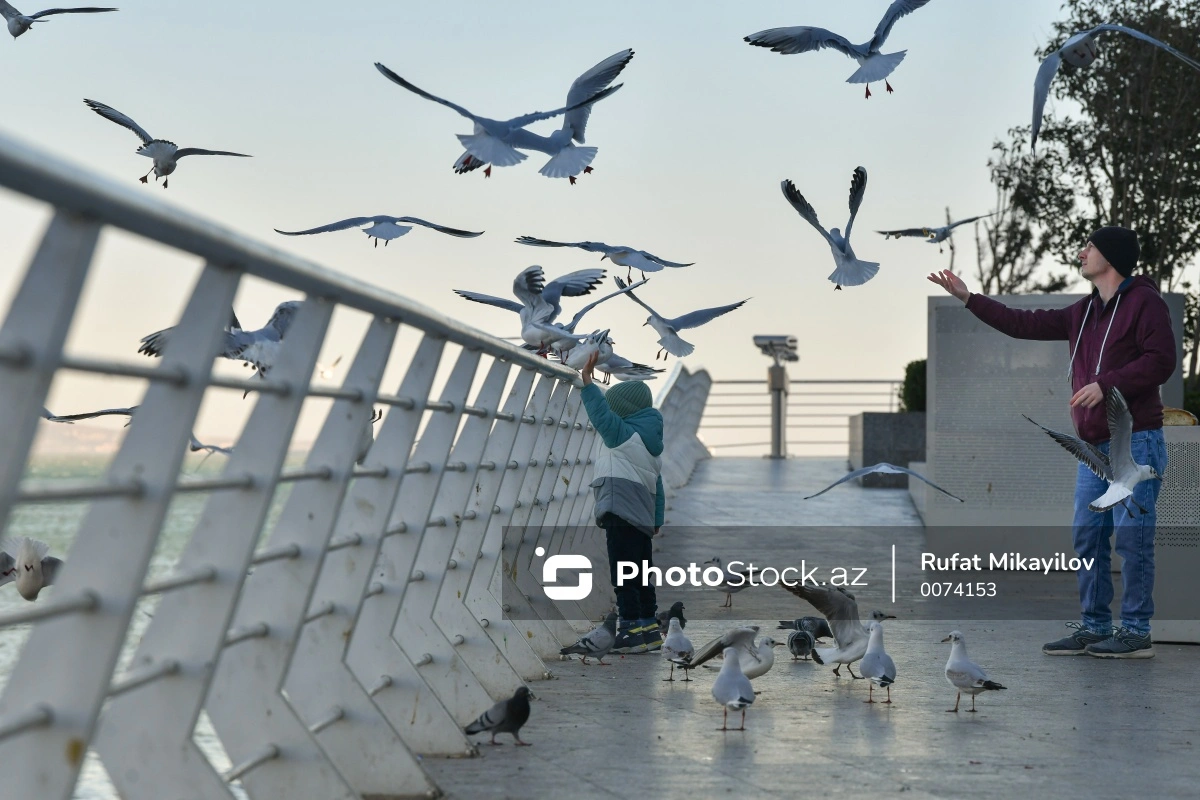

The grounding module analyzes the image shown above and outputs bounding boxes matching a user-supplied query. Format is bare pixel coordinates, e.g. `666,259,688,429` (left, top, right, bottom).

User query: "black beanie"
1089,226,1139,278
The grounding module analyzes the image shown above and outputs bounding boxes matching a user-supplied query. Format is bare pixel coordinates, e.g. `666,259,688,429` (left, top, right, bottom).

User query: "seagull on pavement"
860,621,897,704
1032,24,1200,150
83,99,251,188
712,647,755,731
942,631,1006,712
782,584,895,677
679,625,761,672
614,277,747,360
275,215,482,248
375,61,622,179
878,212,995,253
0,537,62,601
701,636,781,684
1023,386,1160,515
560,611,618,665
745,0,934,98
662,617,694,681
1,2,115,39
782,170,879,290
704,557,750,608
515,235,693,282
804,462,965,502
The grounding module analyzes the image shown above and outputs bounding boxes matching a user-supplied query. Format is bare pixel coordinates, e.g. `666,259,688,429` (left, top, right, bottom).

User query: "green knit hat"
604,380,653,418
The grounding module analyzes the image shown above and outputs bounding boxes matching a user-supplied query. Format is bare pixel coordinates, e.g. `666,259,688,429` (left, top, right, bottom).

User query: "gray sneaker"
1086,627,1155,659
1043,622,1109,655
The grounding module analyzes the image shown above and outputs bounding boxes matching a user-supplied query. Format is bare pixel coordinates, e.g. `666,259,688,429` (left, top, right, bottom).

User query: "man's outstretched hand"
1070,382,1105,409
927,269,971,303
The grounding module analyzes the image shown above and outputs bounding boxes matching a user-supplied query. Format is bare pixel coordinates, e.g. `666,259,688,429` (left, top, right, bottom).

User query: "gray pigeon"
777,616,833,639
786,629,816,661
560,612,617,665
464,686,533,746
657,601,686,634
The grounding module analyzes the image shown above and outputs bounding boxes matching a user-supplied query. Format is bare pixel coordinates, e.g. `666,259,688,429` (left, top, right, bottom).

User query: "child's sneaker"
640,626,664,652
612,626,644,654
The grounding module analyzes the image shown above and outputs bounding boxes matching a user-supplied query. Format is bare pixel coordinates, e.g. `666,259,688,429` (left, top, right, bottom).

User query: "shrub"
899,359,926,413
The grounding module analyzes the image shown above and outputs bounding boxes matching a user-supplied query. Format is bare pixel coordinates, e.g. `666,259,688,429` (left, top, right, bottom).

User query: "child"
580,352,666,653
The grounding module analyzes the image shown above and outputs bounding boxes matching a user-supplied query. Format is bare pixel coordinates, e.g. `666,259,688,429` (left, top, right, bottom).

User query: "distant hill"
31,420,124,456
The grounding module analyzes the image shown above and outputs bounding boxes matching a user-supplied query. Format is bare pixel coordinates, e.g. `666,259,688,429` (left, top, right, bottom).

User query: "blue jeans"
1072,428,1166,636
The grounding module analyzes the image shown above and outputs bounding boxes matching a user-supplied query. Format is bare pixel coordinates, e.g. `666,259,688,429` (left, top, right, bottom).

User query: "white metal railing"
0,131,711,800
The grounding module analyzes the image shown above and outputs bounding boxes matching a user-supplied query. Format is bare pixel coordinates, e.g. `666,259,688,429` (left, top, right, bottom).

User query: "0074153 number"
920,582,996,598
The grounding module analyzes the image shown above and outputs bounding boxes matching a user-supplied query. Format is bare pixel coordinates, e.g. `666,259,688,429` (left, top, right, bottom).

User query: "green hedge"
899,359,926,413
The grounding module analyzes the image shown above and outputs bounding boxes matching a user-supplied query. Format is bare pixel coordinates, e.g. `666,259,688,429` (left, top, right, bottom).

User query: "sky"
0,0,1079,448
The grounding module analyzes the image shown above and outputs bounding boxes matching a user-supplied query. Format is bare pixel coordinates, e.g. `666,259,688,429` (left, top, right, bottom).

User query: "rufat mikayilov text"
615,560,868,588
921,552,1096,575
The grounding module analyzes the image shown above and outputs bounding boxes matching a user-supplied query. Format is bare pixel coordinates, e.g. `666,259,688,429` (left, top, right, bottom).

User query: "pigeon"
1032,24,1200,150
1023,386,1160,515
656,601,687,634
777,616,834,639
661,617,693,681
83,99,251,188
463,686,534,745
614,277,747,360
354,409,384,466
375,61,622,179
804,462,965,502
515,235,693,282
860,621,896,704
942,631,1006,712
703,557,750,608
745,0,934,98
782,171,879,290
559,611,618,665
454,49,634,183
274,215,482,248
0,537,63,601
878,213,995,253
1,2,115,39
786,629,816,661
702,636,781,681
782,584,896,677
711,647,755,731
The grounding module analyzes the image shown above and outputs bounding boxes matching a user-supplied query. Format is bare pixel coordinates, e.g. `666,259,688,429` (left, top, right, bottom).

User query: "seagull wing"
29,7,118,20
669,299,748,332
40,556,64,586
0,549,13,587
803,464,893,499
1105,387,1136,478
275,217,378,236
688,627,759,669
394,216,484,238
374,63,485,123
514,236,611,255
562,48,634,143
453,290,524,314
173,148,252,160
638,249,694,269
877,227,929,238
744,26,859,57
781,585,865,649
1023,414,1112,480
541,268,607,307
48,406,138,422
265,301,300,337
507,83,624,129
868,0,933,52
946,212,995,231
1092,23,1200,72
844,167,868,240
613,275,663,319
781,179,835,246
0,3,17,22
83,99,153,144
562,278,647,332
1031,50,1062,150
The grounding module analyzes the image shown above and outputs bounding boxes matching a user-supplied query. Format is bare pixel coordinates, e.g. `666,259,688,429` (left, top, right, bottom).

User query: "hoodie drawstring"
1066,300,1092,384
1094,293,1121,376
1067,292,1122,384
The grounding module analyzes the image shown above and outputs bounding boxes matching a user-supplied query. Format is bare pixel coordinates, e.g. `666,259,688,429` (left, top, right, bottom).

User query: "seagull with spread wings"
782,584,895,678
0,537,62,601
275,215,482,249
1032,24,1200,150
515,235,693,282
614,277,747,360
1,2,115,39
804,462,965,502
878,212,994,253
83,99,251,188
745,0,934,98
454,49,633,183
375,61,622,179
782,169,879,290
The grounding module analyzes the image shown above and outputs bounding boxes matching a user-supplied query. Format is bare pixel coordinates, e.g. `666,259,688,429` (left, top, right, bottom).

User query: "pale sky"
0,0,1084,449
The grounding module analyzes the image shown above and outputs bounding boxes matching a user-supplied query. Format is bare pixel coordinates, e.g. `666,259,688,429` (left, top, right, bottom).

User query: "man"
928,226,1174,658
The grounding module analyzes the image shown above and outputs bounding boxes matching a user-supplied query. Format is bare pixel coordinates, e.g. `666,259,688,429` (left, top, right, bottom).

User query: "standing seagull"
860,622,897,704
745,0,934,98
375,62,622,179
878,213,995,253
942,631,1006,712
662,617,694,681
1024,386,1160,515
782,584,895,677
804,462,964,502
704,557,750,608
614,277,747,360
703,636,781,682
1,2,115,39
83,99,251,188
515,236,693,282
1032,24,1200,150
559,612,618,665
455,49,634,183
463,686,534,746
782,171,879,290
0,538,63,601
275,215,482,249
712,648,755,732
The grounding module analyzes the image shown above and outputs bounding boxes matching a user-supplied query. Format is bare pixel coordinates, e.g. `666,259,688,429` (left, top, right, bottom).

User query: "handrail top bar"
711,378,900,385
0,130,577,384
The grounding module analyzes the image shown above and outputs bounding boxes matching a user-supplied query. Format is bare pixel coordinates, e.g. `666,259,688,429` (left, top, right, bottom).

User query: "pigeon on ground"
559,612,618,665
463,686,534,745
777,616,834,639
657,601,686,634
942,631,1006,712
783,584,896,677
787,629,816,661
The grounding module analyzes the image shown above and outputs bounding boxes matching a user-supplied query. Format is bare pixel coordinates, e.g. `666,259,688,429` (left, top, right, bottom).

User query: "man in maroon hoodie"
928,226,1174,658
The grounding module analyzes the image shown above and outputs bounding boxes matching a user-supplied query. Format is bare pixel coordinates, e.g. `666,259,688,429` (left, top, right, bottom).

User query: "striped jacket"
581,384,666,536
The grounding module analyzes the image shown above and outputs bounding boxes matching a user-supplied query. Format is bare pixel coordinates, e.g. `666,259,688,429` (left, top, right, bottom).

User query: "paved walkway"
423,458,1200,799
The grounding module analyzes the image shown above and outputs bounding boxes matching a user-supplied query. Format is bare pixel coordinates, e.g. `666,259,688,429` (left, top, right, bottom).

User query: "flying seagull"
375,61,622,179
782,584,895,678
0,537,62,601
515,235,693,282
878,212,995,253
860,622,897,704
782,170,879,290
614,277,747,360
463,686,534,746
1032,24,1200,150
83,99,251,188
942,630,1006,712
1023,386,1160,515
1,2,115,39
559,612,618,665
275,215,482,248
43,405,137,423
804,462,965,502
454,49,634,183
745,0,934,98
